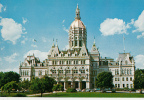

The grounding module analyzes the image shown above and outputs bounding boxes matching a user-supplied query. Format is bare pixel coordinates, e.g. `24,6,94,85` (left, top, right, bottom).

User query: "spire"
52,38,55,47
56,39,58,47
93,36,96,46
75,4,81,20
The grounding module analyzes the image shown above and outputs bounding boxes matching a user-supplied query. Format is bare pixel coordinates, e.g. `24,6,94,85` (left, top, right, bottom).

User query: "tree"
30,78,45,97
21,80,31,91
29,76,55,97
134,69,144,93
52,84,64,91
2,81,18,95
43,75,56,92
0,71,20,88
96,72,113,91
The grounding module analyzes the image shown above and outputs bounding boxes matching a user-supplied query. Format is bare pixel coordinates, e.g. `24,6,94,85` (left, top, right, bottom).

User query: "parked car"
81,89,85,92
85,89,91,92
76,89,81,92
90,89,95,92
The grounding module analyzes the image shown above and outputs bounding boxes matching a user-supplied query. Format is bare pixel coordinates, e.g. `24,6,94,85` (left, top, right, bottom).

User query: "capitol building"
19,5,135,90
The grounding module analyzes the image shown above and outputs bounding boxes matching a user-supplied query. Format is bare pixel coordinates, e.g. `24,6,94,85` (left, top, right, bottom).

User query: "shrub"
123,87,129,91
13,93,26,97
130,88,136,91
66,88,76,93
115,88,124,91
111,89,116,93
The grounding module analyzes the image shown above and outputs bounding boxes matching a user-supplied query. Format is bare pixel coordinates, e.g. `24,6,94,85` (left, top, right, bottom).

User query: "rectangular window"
76,60,78,64
115,84,117,88
39,70,42,76
126,77,128,81
115,78,117,81
122,77,124,81
81,70,85,73
75,40,77,46
130,69,132,75
79,40,82,47
115,69,117,75
125,69,126,75
130,77,132,81
123,84,125,88
67,61,68,64
118,78,119,81
72,41,73,46
127,84,129,88
117,69,119,75
66,70,70,73
118,84,120,88
127,69,129,75
74,70,78,73
52,70,56,74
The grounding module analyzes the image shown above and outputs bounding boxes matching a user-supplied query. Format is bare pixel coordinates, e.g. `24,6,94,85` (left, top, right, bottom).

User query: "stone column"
79,81,82,90
64,81,66,90
71,81,73,88
86,82,90,89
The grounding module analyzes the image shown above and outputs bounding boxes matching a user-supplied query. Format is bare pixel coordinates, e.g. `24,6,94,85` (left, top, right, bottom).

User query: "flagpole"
123,34,125,53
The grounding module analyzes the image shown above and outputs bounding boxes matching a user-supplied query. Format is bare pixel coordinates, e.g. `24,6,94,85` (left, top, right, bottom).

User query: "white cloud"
3,6,6,11
21,37,28,44
135,55,144,69
133,10,144,39
0,18,26,44
137,32,144,39
0,3,3,12
31,44,37,48
100,18,129,36
1,46,5,50
63,26,69,33
134,10,144,32
63,44,69,50
24,50,48,61
4,53,18,63
42,37,47,42
22,17,28,24
0,57,2,61
62,19,65,23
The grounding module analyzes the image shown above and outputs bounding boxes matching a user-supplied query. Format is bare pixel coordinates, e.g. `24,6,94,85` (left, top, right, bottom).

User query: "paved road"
27,91,64,97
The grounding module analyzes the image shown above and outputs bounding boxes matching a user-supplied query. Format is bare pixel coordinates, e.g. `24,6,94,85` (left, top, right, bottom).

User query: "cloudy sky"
0,0,144,73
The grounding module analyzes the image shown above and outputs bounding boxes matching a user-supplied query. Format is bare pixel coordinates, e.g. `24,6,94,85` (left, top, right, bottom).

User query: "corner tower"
69,4,87,50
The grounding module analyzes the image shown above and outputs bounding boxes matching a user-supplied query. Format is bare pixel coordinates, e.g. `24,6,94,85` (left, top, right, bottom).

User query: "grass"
36,92,144,97
0,92,34,97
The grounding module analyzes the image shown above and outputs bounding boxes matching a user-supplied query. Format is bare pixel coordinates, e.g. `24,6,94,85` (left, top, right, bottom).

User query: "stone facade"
19,5,135,90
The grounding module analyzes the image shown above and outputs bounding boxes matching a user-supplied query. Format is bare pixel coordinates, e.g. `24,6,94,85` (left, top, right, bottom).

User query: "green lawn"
0,92,33,97
38,92,144,97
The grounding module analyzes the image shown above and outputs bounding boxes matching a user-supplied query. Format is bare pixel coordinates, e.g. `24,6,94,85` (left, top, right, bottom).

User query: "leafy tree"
2,81,18,95
96,72,113,90
52,84,64,91
30,77,45,97
0,71,20,88
21,80,31,91
134,69,144,93
30,76,55,97
43,75,56,92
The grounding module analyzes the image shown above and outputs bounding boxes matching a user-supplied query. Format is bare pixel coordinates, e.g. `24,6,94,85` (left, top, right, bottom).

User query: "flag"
123,36,125,40
33,39,37,42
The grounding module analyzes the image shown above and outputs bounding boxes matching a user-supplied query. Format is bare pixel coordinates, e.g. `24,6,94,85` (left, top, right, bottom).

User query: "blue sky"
0,0,144,73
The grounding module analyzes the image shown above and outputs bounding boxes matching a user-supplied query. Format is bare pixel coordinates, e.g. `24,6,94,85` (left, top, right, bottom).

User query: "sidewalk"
27,91,64,97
